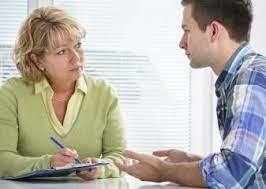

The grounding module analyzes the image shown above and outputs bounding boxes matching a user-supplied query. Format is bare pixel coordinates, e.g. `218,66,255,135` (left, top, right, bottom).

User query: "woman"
0,6,126,180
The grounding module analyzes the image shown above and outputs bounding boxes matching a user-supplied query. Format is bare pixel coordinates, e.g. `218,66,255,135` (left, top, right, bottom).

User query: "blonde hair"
14,6,86,83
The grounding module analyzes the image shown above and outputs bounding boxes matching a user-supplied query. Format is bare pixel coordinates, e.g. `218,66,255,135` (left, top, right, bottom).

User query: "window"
0,1,27,85
0,0,215,155
54,0,192,153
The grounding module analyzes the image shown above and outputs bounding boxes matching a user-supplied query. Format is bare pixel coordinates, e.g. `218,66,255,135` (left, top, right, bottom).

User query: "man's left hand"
114,150,165,182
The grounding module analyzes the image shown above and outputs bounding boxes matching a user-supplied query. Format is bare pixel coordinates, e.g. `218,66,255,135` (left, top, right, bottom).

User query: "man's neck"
211,41,245,75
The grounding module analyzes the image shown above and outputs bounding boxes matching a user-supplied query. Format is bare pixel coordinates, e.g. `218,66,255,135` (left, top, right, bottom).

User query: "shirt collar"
215,42,253,92
34,74,88,94
75,74,88,94
34,77,50,94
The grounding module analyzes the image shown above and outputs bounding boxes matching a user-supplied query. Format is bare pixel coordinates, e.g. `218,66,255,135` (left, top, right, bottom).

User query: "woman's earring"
40,67,45,71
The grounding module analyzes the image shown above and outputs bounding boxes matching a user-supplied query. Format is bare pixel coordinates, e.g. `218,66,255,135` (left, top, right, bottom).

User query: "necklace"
53,96,68,102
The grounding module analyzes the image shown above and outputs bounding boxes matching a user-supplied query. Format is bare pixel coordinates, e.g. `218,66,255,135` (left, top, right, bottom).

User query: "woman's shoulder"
82,74,118,98
83,74,114,91
0,77,32,94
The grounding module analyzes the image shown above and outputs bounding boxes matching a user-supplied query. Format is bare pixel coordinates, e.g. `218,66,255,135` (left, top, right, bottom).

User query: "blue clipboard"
7,162,109,180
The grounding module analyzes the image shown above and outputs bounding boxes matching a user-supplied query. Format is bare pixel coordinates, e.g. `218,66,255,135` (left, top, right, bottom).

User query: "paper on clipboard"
7,162,109,180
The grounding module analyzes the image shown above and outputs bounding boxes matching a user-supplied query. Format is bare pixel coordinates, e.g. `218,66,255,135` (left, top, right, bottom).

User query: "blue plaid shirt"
199,43,266,188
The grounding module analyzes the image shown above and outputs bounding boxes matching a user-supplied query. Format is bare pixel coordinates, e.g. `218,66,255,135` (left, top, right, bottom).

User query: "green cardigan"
0,75,126,179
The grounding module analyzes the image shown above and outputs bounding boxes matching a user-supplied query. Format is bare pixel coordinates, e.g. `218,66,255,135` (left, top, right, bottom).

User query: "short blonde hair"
14,6,86,83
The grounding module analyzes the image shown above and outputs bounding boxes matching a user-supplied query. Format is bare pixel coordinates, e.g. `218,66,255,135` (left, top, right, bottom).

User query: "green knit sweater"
0,75,126,179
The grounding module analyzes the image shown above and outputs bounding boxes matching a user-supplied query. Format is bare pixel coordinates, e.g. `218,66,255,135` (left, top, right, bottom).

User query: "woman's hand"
50,148,79,168
76,157,102,180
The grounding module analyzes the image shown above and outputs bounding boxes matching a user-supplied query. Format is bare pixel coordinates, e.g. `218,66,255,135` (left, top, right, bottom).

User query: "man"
115,0,266,188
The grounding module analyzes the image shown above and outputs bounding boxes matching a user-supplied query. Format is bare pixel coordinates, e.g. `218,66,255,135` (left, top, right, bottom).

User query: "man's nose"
179,35,187,49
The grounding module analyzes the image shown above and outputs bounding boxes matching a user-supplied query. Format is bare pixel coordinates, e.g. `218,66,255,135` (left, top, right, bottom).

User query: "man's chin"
189,61,206,69
190,63,200,69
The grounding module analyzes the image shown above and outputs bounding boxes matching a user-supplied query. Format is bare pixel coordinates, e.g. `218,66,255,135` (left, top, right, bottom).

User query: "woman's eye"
76,42,82,49
57,49,66,55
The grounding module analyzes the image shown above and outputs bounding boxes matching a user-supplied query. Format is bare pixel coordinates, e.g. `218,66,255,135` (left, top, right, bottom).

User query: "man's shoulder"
244,52,266,69
235,53,266,86
249,53,266,73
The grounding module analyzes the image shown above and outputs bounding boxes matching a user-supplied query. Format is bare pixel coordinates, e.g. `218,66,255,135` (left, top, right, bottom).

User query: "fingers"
59,148,79,158
83,157,92,164
77,157,101,181
114,158,160,181
50,148,79,168
114,161,135,176
51,156,74,167
152,150,170,157
123,150,147,162
123,150,160,166
91,157,100,164
114,161,129,172
77,168,101,181
154,149,190,163
82,157,99,164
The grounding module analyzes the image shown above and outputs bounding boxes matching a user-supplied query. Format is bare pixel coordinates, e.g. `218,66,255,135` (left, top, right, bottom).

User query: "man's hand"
115,149,206,187
153,149,197,163
114,150,166,182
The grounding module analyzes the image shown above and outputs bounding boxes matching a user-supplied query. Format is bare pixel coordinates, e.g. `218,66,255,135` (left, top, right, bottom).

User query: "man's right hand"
152,149,201,163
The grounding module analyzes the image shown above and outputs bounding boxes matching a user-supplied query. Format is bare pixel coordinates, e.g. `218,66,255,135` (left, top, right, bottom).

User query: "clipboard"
7,162,109,180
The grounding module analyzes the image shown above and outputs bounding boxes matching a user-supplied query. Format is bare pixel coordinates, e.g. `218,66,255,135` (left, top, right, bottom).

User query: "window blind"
54,0,192,153
0,1,27,85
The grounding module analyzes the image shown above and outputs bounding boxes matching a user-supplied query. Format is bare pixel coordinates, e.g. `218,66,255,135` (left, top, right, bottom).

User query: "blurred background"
0,0,265,156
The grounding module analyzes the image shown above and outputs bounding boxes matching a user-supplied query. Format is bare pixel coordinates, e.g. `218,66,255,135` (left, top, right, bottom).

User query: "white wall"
251,0,266,54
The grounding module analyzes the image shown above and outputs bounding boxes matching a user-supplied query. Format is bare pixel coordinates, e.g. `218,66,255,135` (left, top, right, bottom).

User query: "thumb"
152,150,170,157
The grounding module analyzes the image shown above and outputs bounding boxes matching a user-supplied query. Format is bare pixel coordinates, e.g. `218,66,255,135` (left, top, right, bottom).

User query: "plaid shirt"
199,43,266,189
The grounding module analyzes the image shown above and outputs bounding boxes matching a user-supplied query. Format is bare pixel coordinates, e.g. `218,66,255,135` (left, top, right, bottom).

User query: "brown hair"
181,0,253,42
14,6,86,83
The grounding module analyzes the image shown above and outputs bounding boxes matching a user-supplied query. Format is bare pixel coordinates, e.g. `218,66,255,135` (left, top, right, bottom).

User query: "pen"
50,135,83,164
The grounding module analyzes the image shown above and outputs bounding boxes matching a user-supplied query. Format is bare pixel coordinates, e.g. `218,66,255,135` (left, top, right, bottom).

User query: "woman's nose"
70,49,80,62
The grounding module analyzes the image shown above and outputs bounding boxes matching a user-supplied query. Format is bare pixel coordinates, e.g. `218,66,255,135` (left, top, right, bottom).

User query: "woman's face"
39,37,84,85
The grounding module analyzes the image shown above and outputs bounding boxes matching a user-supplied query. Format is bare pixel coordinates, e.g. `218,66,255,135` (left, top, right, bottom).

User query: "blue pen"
50,135,83,164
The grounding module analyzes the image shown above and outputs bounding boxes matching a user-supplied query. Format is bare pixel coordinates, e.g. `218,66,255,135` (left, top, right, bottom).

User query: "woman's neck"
50,80,76,95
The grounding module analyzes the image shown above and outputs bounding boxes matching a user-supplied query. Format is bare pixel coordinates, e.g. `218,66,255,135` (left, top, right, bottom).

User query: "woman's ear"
30,53,45,71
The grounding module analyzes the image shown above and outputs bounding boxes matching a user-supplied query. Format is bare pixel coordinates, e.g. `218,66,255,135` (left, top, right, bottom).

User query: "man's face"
179,5,212,69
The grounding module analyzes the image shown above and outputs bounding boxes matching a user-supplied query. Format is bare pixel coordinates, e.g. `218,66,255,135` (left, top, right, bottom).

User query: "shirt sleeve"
200,67,266,188
0,81,51,179
98,86,127,178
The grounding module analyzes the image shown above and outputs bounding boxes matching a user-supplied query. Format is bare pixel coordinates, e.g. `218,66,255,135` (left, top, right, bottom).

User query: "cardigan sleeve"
0,81,51,179
97,86,127,178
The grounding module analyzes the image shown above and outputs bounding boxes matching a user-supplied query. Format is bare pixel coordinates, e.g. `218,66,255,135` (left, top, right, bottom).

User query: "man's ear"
208,21,223,42
30,53,45,71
